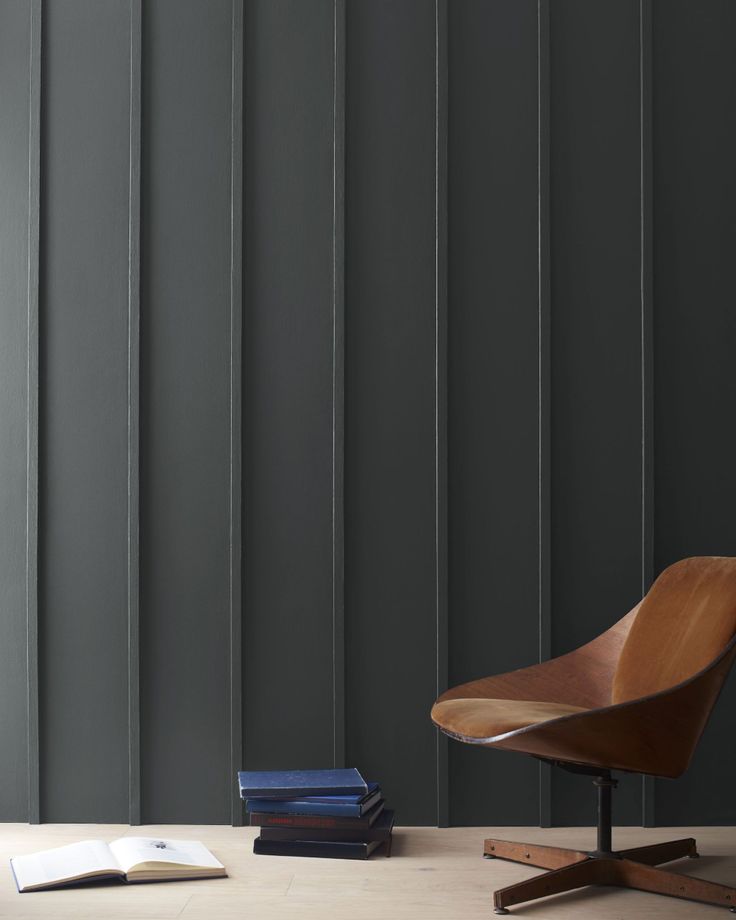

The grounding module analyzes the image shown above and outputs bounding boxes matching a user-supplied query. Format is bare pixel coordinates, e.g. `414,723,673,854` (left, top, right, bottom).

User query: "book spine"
240,784,366,799
249,812,369,830
259,826,391,844
253,838,376,860
245,799,361,817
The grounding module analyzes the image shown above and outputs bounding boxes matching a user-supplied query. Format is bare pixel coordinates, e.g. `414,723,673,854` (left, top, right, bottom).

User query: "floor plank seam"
176,893,194,917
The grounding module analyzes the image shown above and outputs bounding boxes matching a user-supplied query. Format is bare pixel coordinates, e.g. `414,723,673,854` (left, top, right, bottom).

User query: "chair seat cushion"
431,697,589,741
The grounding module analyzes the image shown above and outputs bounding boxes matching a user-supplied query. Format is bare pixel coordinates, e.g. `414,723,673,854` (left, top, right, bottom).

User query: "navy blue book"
238,768,368,799
253,837,386,860
245,783,381,818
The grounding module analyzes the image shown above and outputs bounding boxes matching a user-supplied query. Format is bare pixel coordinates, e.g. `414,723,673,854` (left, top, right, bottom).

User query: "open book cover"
10,837,226,892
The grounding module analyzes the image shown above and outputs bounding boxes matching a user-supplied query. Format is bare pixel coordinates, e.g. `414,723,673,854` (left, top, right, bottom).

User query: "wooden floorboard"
1,824,735,918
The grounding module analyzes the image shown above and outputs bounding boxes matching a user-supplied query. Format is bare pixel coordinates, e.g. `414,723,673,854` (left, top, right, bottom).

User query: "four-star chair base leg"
483,836,736,914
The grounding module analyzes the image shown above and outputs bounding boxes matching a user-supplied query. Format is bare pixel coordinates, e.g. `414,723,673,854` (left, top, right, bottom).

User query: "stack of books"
239,768,394,860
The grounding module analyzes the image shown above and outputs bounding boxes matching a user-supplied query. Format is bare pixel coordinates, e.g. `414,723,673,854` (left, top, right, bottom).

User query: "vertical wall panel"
332,0,347,770
39,0,132,822
640,0,655,828
229,0,245,828
0,0,35,822
27,0,42,826
243,0,338,770
538,0,552,829
447,0,541,826
127,0,142,828
652,0,736,825
549,0,643,826
140,0,234,823
435,0,449,829
345,0,437,825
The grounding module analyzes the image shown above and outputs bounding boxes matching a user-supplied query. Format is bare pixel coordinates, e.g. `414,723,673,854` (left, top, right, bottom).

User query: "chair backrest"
612,556,736,704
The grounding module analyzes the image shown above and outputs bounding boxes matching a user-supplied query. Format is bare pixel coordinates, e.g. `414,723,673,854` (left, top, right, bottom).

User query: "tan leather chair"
432,556,736,914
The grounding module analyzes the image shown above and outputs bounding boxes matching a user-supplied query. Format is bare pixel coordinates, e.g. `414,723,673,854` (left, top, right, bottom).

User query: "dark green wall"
1,0,735,827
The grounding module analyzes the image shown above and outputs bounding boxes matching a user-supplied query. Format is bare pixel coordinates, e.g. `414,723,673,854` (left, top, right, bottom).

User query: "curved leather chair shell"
432,557,736,778
612,556,736,703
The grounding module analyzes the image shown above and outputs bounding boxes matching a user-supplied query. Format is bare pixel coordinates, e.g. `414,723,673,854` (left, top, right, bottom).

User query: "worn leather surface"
612,556,736,703
430,698,587,740
431,557,736,769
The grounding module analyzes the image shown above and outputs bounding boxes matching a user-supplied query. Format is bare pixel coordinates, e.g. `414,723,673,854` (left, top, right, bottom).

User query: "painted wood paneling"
139,0,236,823
447,0,541,826
0,0,37,823
39,0,132,823
0,0,733,827
640,0,655,829
549,0,644,826
344,0,439,825
228,0,245,830
242,0,339,772
127,0,142,829
435,0,449,829
651,0,736,825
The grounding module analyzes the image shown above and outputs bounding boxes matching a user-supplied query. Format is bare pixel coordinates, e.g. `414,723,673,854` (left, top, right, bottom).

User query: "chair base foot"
483,835,736,913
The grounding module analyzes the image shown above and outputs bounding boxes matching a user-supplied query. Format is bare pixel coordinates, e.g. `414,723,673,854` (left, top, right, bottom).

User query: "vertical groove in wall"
127,0,142,828
26,0,42,826
639,0,655,829
537,0,552,829
230,0,244,827
332,0,346,770
435,0,449,829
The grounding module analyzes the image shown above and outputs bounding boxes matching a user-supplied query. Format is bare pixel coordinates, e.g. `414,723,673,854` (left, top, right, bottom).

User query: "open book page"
10,840,121,892
108,838,225,879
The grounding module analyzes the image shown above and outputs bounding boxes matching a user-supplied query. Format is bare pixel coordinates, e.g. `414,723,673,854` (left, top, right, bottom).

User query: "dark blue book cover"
238,768,368,799
274,782,379,805
245,783,381,818
253,837,386,860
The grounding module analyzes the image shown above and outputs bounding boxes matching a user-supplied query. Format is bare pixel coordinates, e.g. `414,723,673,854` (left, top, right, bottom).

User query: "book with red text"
249,799,384,830
259,808,394,848
244,783,381,818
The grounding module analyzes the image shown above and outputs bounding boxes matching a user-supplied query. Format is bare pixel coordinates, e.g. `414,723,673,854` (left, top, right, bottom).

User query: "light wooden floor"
1,824,735,919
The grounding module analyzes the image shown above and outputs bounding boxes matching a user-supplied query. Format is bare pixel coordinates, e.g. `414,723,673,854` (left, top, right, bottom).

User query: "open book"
10,837,226,892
